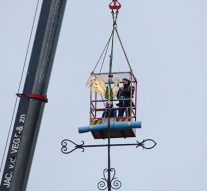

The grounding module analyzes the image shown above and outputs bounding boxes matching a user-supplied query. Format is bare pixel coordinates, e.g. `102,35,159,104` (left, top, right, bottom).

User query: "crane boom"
0,0,67,190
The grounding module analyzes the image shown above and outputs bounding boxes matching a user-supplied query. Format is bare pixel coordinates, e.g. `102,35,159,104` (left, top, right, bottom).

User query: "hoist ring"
109,0,121,10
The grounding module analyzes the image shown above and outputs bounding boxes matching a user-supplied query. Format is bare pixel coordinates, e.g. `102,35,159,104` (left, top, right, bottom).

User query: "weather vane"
61,1,156,190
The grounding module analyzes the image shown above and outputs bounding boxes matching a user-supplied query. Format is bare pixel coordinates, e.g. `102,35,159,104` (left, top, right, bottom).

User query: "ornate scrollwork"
136,139,157,150
97,168,121,190
110,168,121,190
97,169,108,190
61,139,157,154
61,139,84,154
97,181,107,190
61,138,156,190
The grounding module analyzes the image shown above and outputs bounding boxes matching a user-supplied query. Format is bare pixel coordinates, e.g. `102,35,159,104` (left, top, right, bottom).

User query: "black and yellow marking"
90,119,102,125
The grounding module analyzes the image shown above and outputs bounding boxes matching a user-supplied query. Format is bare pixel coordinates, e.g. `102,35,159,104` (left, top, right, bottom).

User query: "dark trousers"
118,101,130,117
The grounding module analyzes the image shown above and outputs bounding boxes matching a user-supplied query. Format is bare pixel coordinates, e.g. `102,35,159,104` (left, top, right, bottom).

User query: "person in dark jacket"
102,101,117,118
116,78,134,117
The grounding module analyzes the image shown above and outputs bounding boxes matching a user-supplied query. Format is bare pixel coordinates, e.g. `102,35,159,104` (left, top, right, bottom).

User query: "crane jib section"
0,0,67,190
1,99,28,189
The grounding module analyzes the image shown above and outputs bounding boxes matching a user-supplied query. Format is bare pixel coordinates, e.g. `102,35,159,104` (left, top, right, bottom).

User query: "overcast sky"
1,0,207,190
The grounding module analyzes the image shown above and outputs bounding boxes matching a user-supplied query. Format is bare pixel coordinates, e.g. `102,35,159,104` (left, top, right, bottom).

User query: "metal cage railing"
89,71,137,125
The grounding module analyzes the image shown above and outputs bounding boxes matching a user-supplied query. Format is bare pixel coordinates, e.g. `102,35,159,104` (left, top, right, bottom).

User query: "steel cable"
0,0,41,176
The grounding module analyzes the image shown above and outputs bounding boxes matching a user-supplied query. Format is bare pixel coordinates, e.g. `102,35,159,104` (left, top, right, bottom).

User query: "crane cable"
91,0,133,100
92,0,120,74
106,2,120,100
115,28,133,72
106,21,116,100
89,0,133,103
92,31,113,73
93,1,133,74
0,0,41,175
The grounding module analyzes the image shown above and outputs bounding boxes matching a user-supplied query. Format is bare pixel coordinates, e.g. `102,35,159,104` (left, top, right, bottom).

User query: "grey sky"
1,0,207,190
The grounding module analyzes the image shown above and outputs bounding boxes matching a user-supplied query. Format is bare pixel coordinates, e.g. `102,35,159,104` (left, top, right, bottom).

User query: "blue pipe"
78,121,141,134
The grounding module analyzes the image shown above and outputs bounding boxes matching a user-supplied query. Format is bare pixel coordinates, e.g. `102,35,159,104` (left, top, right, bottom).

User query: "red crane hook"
109,0,121,10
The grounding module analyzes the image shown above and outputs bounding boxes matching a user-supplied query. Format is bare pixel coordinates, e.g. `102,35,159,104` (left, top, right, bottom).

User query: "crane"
0,1,67,190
